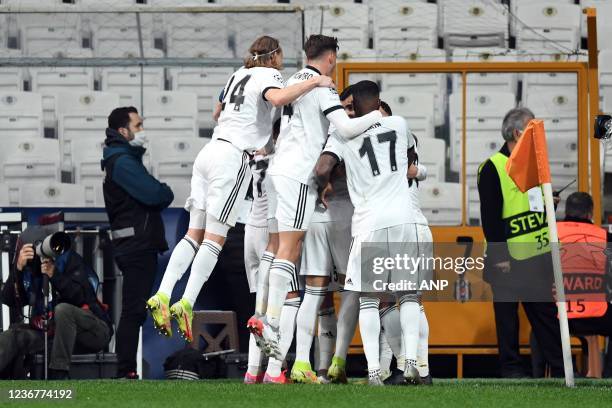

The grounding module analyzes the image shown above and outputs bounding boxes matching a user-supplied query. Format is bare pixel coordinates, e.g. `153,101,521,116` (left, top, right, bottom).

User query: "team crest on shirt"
273,73,284,83
329,88,338,95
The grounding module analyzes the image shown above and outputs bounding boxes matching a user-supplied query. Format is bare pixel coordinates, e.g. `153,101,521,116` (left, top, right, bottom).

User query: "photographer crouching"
0,232,113,379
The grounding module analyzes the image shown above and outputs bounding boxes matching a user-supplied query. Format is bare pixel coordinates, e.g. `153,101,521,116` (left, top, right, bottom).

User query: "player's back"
213,66,283,152
270,66,338,185
328,115,414,235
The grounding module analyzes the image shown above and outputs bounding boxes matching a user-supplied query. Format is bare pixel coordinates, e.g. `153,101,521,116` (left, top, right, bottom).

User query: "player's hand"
16,244,35,272
407,164,419,179
320,182,334,208
315,76,335,89
553,195,561,206
495,261,510,274
41,258,55,278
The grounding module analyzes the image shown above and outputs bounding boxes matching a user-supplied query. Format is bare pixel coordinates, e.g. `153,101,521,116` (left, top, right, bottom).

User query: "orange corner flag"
505,119,552,193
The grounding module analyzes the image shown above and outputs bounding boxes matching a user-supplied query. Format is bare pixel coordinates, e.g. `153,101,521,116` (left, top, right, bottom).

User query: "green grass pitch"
1,379,611,408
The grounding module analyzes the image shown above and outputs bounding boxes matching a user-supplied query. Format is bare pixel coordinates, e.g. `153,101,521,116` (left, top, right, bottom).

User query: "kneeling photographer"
0,229,113,379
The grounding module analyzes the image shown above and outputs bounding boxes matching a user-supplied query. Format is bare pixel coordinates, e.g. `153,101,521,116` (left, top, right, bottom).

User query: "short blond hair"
244,36,282,69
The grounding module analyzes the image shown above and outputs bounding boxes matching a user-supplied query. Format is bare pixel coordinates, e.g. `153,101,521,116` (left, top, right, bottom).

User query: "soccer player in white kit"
316,81,428,385
247,36,383,375
146,36,334,342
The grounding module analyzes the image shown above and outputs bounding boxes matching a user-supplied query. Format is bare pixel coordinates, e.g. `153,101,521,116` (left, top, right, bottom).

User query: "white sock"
417,304,430,377
380,304,403,362
266,296,301,377
255,252,275,315
182,240,222,306
265,259,295,328
334,290,359,361
379,332,393,375
316,307,337,372
247,333,262,376
158,236,199,297
359,296,381,372
295,285,327,364
399,293,420,367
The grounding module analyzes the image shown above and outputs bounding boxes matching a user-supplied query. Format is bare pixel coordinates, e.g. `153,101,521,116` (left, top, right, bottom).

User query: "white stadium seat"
305,4,369,50
451,48,519,93
6,182,89,207
373,1,438,50
0,91,43,138
521,72,578,104
580,1,612,41
0,49,24,91
599,50,612,116
149,137,209,207
87,13,155,57
232,13,301,60
30,48,95,128
17,13,81,56
141,91,199,139
420,181,462,225
449,91,516,172
164,13,232,58
169,66,234,129
379,90,435,140
100,48,165,111
515,3,582,51
440,0,509,48
511,0,575,34
0,136,60,185
70,137,107,207
416,137,446,182
0,15,7,48
57,91,120,168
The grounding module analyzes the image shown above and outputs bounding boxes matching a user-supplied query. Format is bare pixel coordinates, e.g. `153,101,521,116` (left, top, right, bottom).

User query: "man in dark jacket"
101,107,173,378
0,241,112,379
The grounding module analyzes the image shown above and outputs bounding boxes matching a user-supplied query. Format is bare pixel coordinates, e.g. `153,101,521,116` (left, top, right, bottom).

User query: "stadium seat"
440,0,509,48
70,137,107,207
416,137,446,182
305,4,369,50
100,48,165,111
451,48,519,93
0,49,24,91
0,136,60,185
372,1,438,50
379,90,435,139
149,137,209,207
140,91,199,139
169,66,234,129
420,181,462,225
0,15,6,48
87,12,155,57
511,0,575,33
0,91,43,138
377,48,447,126
522,72,578,105
465,135,504,203
56,91,120,169
599,50,612,114
515,3,582,51
7,182,89,207
29,48,95,129
449,91,516,172
16,13,82,55
525,90,578,185
164,12,233,58
232,13,302,60
579,1,612,41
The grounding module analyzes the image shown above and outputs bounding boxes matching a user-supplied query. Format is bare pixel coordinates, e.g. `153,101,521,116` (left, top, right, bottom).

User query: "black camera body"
595,114,612,140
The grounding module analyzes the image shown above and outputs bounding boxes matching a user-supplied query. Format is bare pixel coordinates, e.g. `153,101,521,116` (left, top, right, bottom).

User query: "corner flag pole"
542,182,575,387
505,119,575,387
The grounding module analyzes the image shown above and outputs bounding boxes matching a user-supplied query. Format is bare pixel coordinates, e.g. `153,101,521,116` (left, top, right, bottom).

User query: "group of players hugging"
145,34,433,386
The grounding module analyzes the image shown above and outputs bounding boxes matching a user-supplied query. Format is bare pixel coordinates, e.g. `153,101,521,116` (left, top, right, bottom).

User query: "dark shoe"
48,369,69,380
420,374,433,385
383,368,406,386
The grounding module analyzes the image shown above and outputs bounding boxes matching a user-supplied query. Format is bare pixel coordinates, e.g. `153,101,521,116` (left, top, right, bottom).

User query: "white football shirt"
213,66,284,152
324,116,416,236
247,154,270,228
268,65,345,185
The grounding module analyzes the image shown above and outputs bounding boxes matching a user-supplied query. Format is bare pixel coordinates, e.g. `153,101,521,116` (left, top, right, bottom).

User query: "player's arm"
315,152,340,208
321,88,382,140
263,76,335,107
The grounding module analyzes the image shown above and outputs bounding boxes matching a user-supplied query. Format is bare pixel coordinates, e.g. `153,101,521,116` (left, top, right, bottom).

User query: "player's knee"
306,275,329,288
204,214,230,243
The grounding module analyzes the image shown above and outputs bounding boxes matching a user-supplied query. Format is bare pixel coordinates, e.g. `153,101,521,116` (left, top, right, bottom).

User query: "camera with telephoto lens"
34,232,71,260
595,114,612,140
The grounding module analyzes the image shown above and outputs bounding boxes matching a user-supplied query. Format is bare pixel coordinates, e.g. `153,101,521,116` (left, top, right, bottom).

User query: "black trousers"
115,251,157,376
492,296,565,377
569,307,612,377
